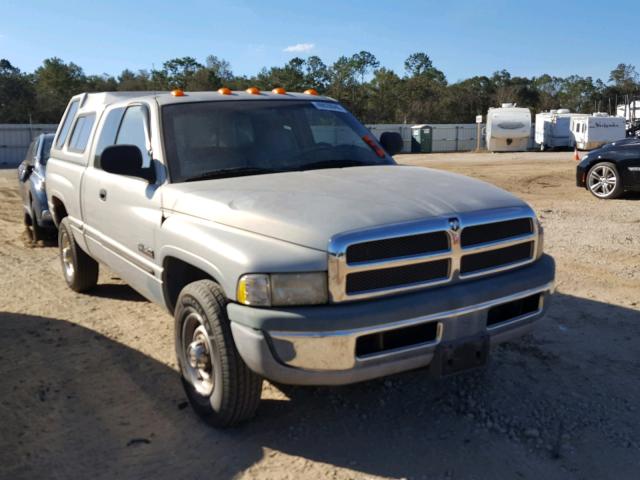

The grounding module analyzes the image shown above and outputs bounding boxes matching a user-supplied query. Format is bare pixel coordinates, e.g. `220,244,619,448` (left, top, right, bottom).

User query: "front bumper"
228,254,555,386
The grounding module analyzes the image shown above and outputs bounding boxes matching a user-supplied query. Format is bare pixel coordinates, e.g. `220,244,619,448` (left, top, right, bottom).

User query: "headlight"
535,218,544,260
237,272,328,306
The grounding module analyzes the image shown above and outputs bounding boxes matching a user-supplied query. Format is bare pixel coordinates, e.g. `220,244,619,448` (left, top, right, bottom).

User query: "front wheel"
175,280,262,428
587,162,623,199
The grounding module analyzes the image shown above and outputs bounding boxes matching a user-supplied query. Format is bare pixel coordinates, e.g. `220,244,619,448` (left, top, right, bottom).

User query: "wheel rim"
60,230,75,280
181,311,215,396
588,165,617,198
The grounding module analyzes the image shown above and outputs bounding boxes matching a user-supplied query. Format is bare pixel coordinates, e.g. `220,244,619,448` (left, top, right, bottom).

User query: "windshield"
162,100,394,182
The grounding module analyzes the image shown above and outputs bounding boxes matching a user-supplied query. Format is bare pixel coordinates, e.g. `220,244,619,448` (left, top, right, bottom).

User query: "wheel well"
162,257,218,313
50,197,68,226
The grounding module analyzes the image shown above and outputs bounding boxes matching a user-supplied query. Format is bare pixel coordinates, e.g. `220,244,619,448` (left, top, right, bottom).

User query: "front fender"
158,213,328,300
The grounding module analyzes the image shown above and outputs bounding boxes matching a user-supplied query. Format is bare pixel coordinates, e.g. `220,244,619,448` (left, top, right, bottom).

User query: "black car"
576,138,640,199
17,133,56,241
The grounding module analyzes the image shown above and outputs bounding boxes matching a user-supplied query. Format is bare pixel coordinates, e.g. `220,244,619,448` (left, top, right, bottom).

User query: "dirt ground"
1,151,639,480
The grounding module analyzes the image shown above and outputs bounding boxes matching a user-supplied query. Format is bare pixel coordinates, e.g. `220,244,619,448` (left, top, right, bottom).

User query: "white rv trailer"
535,109,579,150
570,113,626,150
485,103,531,152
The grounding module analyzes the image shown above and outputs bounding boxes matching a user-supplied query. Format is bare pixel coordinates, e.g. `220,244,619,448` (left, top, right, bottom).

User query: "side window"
55,100,80,149
40,136,53,165
116,106,151,167
68,114,96,153
94,107,125,168
304,106,362,147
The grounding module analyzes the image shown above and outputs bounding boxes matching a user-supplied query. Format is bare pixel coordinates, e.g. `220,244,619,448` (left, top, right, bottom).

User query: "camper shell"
485,104,531,152
570,114,626,150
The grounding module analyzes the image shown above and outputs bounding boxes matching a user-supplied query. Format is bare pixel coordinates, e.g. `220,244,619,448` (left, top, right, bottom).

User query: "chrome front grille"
328,208,538,302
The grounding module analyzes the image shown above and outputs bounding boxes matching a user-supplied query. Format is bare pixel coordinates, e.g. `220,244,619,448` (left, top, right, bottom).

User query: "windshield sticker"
312,102,347,113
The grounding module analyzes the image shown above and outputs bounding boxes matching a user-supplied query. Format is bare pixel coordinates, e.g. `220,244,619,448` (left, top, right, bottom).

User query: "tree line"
1,53,638,125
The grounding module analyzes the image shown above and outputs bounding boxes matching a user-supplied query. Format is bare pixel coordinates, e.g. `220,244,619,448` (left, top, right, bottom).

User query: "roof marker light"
303,88,318,96
171,88,185,97
246,86,261,95
272,87,286,94
218,87,232,95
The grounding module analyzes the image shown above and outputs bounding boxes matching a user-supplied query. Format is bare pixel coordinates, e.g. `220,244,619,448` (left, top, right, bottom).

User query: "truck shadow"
1,293,638,479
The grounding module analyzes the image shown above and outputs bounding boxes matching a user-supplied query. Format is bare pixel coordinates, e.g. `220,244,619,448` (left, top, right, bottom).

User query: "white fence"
0,124,58,167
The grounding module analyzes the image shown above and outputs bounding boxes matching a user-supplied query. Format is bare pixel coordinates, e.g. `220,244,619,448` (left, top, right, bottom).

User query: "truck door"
81,103,164,303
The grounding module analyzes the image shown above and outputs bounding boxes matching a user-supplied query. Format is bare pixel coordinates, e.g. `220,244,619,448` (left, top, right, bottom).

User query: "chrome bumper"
230,280,554,386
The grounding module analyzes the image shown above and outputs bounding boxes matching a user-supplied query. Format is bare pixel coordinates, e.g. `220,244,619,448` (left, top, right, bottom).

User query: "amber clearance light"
218,87,232,95
171,88,185,97
246,86,261,95
272,87,286,94
303,88,318,96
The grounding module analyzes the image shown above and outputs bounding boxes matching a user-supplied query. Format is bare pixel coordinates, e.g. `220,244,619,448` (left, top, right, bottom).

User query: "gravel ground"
0,151,639,480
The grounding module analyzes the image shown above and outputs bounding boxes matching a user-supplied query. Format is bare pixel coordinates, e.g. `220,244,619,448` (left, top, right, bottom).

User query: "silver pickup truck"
46,89,555,427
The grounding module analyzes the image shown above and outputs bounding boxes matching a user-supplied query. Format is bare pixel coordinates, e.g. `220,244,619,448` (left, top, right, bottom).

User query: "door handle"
99,189,107,201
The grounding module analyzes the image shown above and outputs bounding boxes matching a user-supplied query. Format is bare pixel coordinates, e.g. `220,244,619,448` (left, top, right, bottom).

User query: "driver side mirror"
379,132,403,156
18,164,33,182
101,145,155,183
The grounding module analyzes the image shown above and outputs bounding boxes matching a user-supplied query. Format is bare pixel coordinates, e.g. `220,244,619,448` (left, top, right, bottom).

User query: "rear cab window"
68,114,96,153
55,100,80,149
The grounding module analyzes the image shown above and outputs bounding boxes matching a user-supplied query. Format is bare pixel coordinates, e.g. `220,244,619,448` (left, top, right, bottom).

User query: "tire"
58,217,99,292
175,280,262,428
586,162,624,199
24,197,44,243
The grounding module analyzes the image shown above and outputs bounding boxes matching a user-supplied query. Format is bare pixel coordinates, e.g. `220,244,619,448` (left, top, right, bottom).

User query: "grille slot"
346,260,450,294
487,294,541,327
461,242,533,274
356,321,439,357
346,231,449,264
461,218,533,247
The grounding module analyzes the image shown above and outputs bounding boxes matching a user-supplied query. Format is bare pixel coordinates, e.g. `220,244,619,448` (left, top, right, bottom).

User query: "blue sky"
2,0,637,83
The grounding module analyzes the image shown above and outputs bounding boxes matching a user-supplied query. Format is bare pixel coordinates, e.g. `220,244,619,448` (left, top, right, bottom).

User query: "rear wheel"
587,162,623,199
175,280,262,428
58,217,99,292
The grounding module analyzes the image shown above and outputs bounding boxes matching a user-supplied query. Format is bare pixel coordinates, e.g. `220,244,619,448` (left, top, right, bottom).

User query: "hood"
162,165,530,251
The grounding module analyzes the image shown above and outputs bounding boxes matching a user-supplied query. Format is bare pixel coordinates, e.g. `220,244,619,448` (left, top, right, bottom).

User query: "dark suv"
17,133,56,241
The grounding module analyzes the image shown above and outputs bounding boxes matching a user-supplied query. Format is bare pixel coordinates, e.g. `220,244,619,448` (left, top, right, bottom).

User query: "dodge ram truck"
46,88,555,427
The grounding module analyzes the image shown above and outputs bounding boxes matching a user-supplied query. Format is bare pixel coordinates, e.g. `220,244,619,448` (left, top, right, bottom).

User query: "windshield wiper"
183,167,279,182
296,159,371,171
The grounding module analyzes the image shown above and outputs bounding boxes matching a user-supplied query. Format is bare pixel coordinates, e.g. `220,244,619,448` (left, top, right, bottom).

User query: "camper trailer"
535,109,578,150
485,104,531,152
570,113,626,150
